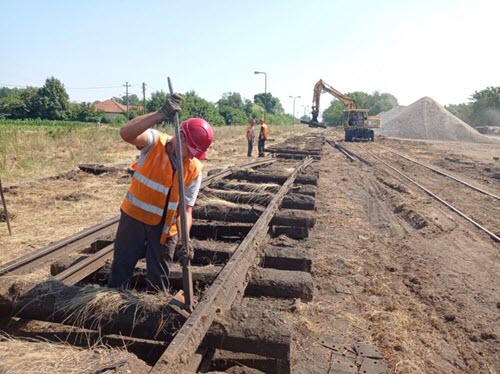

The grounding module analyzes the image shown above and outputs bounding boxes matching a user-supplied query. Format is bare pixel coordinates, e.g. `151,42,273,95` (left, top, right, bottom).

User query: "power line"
0,83,127,90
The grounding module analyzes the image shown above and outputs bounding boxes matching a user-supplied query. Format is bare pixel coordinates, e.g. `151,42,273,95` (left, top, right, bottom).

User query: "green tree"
322,100,345,125
0,87,17,99
445,103,474,125
146,90,167,113
33,77,70,120
470,86,500,127
217,92,249,125
111,96,125,104
68,102,101,122
122,94,140,106
217,92,244,111
219,106,248,125
0,87,39,119
179,91,225,126
244,99,254,118
367,91,399,115
254,93,284,114
322,90,399,125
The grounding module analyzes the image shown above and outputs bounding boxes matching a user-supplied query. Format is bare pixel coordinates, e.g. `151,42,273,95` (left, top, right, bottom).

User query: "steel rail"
150,157,314,372
0,157,276,278
326,140,355,162
54,244,114,285
327,140,372,166
0,216,119,277
365,150,500,243
377,145,500,201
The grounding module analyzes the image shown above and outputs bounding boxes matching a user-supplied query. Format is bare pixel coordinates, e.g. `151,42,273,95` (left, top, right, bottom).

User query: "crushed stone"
377,97,496,143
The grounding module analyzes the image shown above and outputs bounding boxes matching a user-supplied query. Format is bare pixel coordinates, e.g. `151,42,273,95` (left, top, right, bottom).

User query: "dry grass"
0,172,130,264
0,267,51,290
0,126,135,182
0,332,146,374
12,281,176,340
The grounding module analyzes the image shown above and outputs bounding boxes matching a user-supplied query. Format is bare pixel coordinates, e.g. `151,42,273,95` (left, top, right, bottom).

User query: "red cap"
250,119,256,125
259,118,265,124
181,118,214,160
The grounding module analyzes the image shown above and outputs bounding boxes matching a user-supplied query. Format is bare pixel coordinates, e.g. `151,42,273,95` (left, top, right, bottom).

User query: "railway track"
0,134,327,373
329,140,500,243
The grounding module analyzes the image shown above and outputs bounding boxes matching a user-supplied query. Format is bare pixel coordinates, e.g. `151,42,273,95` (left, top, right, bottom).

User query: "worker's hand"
176,239,194,264
159,93,184,118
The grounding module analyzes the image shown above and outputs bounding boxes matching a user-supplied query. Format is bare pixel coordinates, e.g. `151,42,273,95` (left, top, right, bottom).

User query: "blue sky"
1,0,499,116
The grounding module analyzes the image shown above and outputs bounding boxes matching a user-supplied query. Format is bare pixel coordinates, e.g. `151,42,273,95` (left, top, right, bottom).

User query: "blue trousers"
108,211,177,292
247,139,254,156
258,139,266,156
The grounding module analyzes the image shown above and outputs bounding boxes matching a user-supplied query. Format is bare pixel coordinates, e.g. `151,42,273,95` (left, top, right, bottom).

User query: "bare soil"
290,132,500,373
1,127,500,373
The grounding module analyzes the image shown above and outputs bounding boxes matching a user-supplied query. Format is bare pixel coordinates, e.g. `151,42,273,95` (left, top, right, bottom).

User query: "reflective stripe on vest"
120,131,202,244
125,191,164,217
133,170,170,195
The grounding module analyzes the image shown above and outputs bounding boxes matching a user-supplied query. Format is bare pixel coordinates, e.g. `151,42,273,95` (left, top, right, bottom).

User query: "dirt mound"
377,97,494,143
378,105,407,123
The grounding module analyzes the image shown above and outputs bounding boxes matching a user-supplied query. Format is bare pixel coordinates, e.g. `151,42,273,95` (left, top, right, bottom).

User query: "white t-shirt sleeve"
185,172,202,207
140,129,158,152
136,129,159,167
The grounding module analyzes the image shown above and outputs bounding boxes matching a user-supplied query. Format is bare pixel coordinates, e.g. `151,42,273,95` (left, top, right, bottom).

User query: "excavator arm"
301,79,380,140
310,80,356,124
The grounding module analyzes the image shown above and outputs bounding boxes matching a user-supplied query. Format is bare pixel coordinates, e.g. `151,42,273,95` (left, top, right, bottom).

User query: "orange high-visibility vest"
246,125,255,140
260,124,268,140
121,132,202,244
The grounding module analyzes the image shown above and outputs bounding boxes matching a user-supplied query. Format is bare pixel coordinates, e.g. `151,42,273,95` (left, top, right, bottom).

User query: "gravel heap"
377,105,407,123
377,97,492,143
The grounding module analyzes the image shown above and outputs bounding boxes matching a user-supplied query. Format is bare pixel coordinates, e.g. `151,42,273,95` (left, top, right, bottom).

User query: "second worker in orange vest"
108,94,214,292
258,118,268,157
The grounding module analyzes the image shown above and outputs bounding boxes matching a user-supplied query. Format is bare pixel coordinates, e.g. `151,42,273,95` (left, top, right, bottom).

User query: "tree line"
2,77,498,127
445,87,500,128
0,77,295,126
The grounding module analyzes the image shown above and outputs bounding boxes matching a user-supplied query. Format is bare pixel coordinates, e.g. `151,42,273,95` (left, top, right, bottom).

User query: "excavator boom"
302,79,381,141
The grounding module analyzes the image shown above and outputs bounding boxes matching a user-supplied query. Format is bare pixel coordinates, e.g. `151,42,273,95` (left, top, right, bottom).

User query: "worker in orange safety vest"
108,94,214,292
258,118,268,157
246,118,256,157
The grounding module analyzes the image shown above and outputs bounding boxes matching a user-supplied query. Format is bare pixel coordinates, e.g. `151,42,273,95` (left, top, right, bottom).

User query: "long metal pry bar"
167,77,194,312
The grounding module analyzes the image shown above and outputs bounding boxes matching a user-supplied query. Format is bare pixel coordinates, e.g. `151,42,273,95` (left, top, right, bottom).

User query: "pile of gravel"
377,105,407,123
377,97,493,143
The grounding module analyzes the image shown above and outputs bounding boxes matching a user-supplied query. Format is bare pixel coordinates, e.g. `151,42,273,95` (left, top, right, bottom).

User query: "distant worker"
349,112,357,126
108,94,214,292
258,118,268,157
246,119,256,157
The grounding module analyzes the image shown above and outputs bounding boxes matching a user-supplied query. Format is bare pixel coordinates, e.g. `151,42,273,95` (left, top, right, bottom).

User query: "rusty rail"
365,150,500,243
150,157,314,372
0,158,276,279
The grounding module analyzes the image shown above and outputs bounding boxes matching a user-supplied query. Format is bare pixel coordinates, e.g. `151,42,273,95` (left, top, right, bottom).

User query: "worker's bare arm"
185,206,194,232
119,111,166,148
120,94,182,147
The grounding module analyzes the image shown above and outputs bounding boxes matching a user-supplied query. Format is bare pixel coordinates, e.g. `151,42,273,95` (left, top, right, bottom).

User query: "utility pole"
289,96,301,119
123,81,131,120
142,83,146,115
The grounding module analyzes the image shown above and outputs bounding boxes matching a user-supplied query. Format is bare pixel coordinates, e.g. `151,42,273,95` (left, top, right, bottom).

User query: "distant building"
94,99,143,120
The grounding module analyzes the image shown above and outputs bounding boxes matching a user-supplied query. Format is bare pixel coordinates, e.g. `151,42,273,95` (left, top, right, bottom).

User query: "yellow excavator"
301,79,381,141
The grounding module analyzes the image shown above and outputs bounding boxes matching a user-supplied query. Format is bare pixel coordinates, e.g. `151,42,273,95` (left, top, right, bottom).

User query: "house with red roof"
94,99,143,120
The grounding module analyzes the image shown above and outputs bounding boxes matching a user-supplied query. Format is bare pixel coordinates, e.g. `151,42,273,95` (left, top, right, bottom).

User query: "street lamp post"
254,71,267,122
289,95,301,119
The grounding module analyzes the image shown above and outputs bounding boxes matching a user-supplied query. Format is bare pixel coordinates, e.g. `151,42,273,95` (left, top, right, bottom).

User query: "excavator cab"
344,109,379,142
